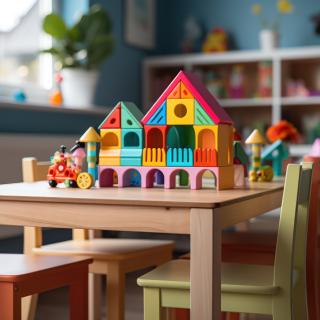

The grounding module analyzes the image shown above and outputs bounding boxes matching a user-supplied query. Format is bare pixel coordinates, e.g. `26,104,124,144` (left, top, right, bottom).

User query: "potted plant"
42,5,114,107
251,0,294,51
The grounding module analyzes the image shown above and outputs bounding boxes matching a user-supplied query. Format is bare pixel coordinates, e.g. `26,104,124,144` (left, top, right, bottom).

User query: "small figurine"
70,141,86,171
266,120,299,143
202,27,228,53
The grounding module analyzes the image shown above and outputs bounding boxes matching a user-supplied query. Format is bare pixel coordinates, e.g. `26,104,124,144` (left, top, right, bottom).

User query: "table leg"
0,282,21,320
190,208,221,320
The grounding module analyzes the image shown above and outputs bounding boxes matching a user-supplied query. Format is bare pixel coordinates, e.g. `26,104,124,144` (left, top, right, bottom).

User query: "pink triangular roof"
309,138,320,157
142,70,233,125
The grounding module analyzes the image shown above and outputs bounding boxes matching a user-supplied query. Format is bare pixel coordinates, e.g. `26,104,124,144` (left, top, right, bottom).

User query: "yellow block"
194,124,234,167
167,99,194,125
100,129,121,149
99,157,120,166
142,148,166,166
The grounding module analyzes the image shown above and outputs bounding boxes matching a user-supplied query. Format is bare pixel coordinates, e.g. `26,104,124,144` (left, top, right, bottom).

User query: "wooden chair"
137,163,313,320
22,157,175,320
0,254,91,320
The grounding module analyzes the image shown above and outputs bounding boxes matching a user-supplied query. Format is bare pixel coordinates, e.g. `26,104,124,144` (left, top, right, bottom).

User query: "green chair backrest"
273,163,313,296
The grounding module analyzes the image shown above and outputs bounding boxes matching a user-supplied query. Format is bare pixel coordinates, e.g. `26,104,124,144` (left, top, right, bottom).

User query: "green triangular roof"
121,102,143,129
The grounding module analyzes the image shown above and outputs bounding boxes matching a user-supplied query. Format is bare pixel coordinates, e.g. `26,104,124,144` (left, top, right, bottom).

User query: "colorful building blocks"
79,127,101,181
80,70,236,190
262,139,289,176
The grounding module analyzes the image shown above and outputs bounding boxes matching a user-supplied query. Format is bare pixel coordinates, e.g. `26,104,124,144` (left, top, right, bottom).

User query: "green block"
121,102,143,128
194,100,215,125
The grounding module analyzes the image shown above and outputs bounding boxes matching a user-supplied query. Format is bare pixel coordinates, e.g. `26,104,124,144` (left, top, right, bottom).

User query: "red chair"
0,254,92,320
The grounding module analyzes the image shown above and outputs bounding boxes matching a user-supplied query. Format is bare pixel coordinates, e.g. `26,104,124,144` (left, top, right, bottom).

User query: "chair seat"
137,260,279,295
0,254,91,282
33,238,174,261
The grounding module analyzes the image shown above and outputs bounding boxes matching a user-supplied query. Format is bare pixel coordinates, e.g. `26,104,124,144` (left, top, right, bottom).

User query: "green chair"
137,163,313,320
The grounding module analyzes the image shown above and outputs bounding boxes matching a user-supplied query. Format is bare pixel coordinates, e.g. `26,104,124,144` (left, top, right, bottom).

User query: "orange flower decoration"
266,120,299,143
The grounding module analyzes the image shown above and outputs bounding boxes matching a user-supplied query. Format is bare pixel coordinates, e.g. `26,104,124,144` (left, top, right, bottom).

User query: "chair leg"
106,262,125,320
70,271,89,320
272,298,292,320
21,295,38,320
143,288,161,320
0,282,21,320
88,274,102,320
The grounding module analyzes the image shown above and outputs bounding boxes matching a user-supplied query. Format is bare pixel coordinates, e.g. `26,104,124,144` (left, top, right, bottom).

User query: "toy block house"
98,101,143,166
141,71,234,169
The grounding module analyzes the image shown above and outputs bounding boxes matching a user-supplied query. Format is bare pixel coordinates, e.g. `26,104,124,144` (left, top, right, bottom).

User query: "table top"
0,180,284,209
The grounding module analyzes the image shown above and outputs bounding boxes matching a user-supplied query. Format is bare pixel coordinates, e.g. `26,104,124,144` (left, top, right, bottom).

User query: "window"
0,0,53,100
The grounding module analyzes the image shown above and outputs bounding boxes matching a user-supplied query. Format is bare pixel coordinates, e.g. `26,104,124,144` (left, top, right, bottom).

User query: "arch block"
167,148,193,167
147,101,166,125
99,129,121,166
167,99,194,125
121,128,143,166
145,125,167,149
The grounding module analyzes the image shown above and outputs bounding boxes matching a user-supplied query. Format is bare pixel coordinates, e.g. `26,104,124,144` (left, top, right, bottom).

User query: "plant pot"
259,29,278,51
61,68,98,108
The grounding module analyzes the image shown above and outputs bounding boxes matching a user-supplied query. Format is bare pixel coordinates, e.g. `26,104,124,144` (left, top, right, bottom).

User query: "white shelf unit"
143,46,320,156
143,46,320,123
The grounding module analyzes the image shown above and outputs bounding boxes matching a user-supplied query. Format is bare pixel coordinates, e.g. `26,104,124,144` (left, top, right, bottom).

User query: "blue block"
167,148,193,167
121,148,142,166
122,129,143,149
147,101,166,125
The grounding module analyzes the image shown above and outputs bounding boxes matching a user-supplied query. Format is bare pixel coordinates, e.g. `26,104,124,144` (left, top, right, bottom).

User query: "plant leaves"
43,13,67,39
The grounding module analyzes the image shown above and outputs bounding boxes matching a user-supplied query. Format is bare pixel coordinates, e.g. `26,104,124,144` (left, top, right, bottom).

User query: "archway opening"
102,132,119,147
124,132,140,147
147,128,164,148
123,169,141,187
99,168,118,187
167,125,195,149
146,169,165,188
170,169,190,189
198,129,215,149
198,169,216,189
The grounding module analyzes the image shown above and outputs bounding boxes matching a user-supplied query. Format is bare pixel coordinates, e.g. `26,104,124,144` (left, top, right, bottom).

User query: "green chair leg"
144,288,161,320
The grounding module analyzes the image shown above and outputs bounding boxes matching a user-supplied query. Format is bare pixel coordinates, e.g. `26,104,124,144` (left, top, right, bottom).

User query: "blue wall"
90,0,147,108
156,0,320,54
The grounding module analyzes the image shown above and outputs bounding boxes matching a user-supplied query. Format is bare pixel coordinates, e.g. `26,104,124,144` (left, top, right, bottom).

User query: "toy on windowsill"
49,73,63,106
245,129,274,182
13,89,27,103
202,28,228,53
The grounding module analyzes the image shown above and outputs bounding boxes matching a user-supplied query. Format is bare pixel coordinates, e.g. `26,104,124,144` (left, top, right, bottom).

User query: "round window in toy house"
102,132,119,147
174,104,187,118
110,118,116,124
126,119,133,126
124,132,140,147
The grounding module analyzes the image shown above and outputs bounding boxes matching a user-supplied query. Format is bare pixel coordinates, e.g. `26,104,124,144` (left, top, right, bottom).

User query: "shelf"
281,96,320,106
0,99,109,116
220,98,272,108
145,46,320,68
288,144,312,157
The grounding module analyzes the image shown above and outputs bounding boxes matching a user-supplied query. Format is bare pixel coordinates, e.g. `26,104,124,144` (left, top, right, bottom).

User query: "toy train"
47,143,94,189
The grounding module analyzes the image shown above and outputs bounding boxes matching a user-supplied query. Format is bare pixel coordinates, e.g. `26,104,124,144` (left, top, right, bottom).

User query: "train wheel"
69,180,78,188
77,173,94,189
49,180,57,188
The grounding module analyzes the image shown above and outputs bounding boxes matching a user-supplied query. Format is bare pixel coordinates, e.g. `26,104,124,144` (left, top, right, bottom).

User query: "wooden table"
0,180,284,320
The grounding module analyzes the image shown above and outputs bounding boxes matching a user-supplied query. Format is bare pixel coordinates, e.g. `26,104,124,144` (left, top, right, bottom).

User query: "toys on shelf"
204,71,226,99
258,61,272,97
229,65,245,99
245,129,274,182
286,79,310,97
202,27,228,53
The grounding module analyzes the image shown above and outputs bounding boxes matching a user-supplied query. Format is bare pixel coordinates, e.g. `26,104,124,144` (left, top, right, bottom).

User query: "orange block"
181,82,193,98
168,82,181,99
